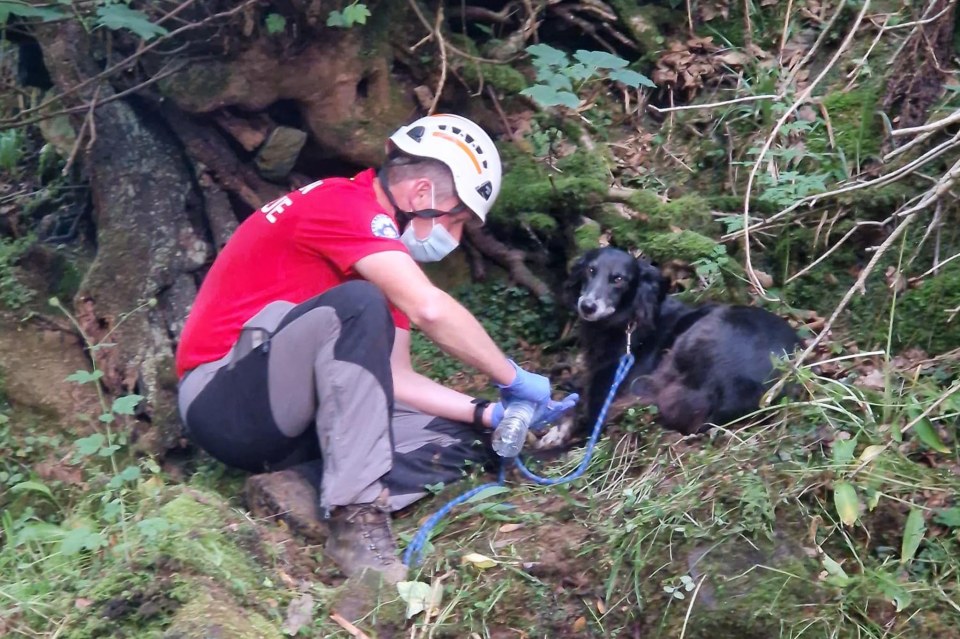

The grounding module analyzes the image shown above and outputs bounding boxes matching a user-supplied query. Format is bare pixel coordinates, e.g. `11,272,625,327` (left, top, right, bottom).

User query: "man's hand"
496,360,551,405
487,393,580,431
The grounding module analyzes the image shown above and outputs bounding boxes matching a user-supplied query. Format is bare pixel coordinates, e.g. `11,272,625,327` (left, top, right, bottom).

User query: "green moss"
643,229,718,264
521,211,559,233
659,195,716,233
810,87,882,161
159,493,264,594
573,218,602,252
491,148,609,224
461,62,528,94
627,189,663,216
165,586,282,639
608,1,673,53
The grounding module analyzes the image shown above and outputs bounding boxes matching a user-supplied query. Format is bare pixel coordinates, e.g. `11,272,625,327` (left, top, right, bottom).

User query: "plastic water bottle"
491,401,539,457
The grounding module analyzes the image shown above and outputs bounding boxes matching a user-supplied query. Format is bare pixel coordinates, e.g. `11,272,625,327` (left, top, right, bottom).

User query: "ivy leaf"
900,508,925,565
326,9,345,27
609,68,657,88
342,2,370,25
520,85,580,109
0,1,66,24
95,5,168,40
545,72,573,91
111,394,144,416
526,43,569,68
119,465,141,482
574,49,628,70
833,481,860,527
65,369,104,385
75,433,105,456
265,13,286,34
564,63,595,82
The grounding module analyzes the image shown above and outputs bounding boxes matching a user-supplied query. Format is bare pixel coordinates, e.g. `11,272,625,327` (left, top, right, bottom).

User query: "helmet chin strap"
377,165,448,231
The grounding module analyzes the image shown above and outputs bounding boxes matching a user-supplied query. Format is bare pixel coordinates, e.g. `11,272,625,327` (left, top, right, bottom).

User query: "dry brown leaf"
854,369,886,391
753,270,775,289
572,616,587,632
498,523,524,533
596,599,607,614
75,598,93,609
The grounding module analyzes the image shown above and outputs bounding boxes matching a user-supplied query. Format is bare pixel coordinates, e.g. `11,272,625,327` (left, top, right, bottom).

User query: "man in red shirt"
176,114,576,583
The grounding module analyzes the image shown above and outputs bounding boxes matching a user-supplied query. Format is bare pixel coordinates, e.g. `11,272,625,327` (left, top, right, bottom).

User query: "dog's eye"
612,275,623,283
587,267,596,276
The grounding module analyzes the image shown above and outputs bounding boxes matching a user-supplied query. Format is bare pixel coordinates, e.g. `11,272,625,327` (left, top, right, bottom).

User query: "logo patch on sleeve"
371,214,400,239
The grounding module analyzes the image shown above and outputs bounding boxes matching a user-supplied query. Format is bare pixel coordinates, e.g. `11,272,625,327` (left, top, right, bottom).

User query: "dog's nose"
579,299,597,315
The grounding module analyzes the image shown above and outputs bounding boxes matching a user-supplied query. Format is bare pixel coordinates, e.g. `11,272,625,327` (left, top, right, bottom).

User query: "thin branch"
889,107,960,138
785,221,885,284
767,154,960,400
647,94,779,113
428,3,448,115
742,0,871,296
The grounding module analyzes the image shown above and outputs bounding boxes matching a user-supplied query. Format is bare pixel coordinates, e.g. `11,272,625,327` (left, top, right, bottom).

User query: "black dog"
563,247,799,436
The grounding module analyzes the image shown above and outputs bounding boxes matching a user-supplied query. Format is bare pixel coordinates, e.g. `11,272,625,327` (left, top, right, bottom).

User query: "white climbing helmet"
387,114,502,223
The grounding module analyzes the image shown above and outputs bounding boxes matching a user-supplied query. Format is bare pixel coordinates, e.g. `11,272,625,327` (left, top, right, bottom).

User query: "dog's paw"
533,414,575,450
536,425,567,449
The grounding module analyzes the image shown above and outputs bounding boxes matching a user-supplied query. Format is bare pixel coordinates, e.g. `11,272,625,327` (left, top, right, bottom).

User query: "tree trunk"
38,21,213,454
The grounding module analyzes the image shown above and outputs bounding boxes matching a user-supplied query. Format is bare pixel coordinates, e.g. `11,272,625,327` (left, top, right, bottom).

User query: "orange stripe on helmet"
431,131,482,174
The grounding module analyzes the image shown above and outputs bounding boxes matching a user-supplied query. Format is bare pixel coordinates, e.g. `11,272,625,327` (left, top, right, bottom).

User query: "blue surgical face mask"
401,217,459,262
399,184,460,262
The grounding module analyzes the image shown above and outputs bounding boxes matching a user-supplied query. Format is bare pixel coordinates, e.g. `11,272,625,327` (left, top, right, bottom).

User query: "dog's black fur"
564,247,800,436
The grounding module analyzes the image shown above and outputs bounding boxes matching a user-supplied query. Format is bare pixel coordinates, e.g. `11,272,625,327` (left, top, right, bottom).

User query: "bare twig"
778,0,795,59
743,0,871,296
782,0,848,89
647,94,779,113
428,4,447,115
889,107,960,138
785,221,885,284
330,612,373,639
486,86,517,142
766,154,960,401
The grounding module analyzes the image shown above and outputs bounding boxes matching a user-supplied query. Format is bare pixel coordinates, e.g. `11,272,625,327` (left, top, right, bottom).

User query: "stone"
254,126,308,181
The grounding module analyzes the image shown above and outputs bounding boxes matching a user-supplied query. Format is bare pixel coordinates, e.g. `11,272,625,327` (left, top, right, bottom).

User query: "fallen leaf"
573,616,587,632
397,581,438,619
596,599,607,614
461,552,497,569
498,523,524,533
282,593,314,636
833,481,861,527
857,445,886,465
74,598,93,609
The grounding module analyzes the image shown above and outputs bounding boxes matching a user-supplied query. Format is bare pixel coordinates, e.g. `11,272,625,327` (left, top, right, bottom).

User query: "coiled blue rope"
403,351,636,566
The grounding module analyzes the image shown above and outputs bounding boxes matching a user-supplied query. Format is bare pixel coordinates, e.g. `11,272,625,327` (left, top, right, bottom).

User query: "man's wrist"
471,398,491,428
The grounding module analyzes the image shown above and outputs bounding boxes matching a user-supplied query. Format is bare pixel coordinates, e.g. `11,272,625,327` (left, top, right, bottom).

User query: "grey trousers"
178,281,493,512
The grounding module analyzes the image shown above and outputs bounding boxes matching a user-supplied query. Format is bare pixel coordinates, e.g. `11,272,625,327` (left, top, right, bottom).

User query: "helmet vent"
476,181,493,201
406,126,426,142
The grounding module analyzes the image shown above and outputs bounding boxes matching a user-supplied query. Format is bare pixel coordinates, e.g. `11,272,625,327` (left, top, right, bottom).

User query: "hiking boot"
243,469,327,544
324,490,408,584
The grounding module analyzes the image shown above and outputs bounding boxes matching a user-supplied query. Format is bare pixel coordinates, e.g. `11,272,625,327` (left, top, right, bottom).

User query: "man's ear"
563,249,598,308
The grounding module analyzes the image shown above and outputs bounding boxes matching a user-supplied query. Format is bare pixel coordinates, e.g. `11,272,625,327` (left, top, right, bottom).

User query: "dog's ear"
563,249,598,307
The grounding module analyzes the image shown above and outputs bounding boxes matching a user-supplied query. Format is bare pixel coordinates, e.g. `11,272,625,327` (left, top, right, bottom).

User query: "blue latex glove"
531,393,580,432
488,393,580,432
496,360,551,405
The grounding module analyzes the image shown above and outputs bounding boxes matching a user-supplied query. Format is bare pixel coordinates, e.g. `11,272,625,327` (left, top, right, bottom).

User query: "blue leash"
403,351,636,566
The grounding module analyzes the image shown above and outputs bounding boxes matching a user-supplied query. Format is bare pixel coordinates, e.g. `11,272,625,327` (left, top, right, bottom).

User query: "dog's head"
564,248,668,329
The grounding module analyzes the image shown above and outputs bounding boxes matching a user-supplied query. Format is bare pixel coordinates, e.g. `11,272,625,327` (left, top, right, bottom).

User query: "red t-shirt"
175,169,409,378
